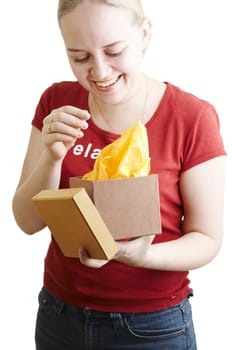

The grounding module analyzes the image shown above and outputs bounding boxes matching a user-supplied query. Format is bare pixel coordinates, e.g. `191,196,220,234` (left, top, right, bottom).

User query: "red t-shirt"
32,81,226,312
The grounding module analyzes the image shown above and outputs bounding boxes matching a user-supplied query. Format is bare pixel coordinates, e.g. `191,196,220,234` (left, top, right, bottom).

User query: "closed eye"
73,56,89,63
70,46,127,63
106,47,127,57
106,51,123,57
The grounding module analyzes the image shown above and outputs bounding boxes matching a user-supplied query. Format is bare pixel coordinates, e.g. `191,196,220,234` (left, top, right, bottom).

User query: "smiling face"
60,1,150,104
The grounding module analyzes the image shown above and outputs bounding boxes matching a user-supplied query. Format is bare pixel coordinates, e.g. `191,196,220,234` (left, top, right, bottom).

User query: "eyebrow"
66,40,125,52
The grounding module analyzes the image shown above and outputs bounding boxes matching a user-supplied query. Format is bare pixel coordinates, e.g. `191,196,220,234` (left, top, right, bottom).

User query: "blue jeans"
35,287,197,350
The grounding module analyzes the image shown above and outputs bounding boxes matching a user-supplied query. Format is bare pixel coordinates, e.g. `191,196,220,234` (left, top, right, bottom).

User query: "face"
60,1,150,104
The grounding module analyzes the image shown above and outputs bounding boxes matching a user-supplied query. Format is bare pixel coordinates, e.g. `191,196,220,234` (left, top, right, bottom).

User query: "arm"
80,156,226,270
12,106,90,235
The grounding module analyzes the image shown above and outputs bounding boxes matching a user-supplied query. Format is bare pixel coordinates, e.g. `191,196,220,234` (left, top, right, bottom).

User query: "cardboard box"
69,175,161,240
32,188,118,260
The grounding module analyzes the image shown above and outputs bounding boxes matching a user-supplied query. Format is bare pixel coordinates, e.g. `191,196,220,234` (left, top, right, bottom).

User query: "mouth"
94,75,121,88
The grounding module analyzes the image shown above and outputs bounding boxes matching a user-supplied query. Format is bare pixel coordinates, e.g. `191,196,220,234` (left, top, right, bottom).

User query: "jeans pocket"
125,319,186,340
124,306,186,341
38,287,65,316
35,289,73,350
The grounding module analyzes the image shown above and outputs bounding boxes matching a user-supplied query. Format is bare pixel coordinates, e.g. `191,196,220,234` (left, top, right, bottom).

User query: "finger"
47,122,52,134
42,115,86,140
57,113,89,130
117,234,155,248
114,234,155,261
144,234,156,244
79,248,109,269
44,106,90,128
47,121,85,138
55,106,91,121
44,114,89,133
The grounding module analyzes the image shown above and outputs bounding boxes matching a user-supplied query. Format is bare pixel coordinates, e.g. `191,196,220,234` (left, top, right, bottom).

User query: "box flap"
32,188,118,259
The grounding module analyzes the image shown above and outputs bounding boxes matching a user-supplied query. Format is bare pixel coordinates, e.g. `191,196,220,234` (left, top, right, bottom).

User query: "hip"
35,287,197,350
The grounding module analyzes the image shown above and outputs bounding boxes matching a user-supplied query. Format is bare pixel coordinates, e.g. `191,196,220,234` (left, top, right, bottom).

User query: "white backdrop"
1,1,231,349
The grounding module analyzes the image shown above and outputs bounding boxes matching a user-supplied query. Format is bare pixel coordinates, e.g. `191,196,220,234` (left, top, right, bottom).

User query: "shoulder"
41,81,86,101
162,82,220,130
32,81,88,130
36,80,88,113
166,82,216,115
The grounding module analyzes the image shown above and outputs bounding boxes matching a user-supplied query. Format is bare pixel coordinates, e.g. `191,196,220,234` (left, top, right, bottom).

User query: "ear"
141,17,152,55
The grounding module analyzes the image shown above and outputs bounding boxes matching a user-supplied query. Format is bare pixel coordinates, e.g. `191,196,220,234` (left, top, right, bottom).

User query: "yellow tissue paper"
82,120,150,180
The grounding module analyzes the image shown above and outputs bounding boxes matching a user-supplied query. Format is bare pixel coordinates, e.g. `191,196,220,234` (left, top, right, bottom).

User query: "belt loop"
188,288,194,298
110,312,125,329
55,299,65,315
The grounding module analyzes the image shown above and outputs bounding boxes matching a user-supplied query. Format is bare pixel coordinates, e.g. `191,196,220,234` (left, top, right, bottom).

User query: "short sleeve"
31,84,56,131
182,104,226,171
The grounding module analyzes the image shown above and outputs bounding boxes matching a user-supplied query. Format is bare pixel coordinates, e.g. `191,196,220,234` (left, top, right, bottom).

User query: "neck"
89,74,149,134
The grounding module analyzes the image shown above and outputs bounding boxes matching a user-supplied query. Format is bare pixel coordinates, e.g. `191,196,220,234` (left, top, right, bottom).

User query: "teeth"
96,76,118,88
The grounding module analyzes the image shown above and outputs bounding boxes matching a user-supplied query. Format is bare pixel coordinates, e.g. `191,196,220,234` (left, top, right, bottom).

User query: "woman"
12,1,226,349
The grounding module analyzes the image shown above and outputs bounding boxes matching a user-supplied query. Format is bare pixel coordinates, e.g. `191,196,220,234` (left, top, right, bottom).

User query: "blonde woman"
13,1,226,349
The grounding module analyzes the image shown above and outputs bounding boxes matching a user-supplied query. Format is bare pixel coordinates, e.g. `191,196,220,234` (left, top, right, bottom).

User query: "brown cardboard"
32,188,118,259
69,175,161,240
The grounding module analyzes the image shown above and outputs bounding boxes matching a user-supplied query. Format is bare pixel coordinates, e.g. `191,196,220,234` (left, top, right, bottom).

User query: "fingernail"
79,130,84,138
83,111,91,119
82,121,89,129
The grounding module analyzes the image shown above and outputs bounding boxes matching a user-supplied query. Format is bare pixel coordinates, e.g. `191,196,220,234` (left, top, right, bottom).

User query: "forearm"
12,152,63,234
144,232,222,271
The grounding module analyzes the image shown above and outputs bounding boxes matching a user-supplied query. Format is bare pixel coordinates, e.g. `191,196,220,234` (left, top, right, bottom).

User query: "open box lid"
32,188,118,259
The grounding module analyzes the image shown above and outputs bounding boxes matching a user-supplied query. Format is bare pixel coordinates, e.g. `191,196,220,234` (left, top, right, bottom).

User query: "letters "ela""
73,143,101,159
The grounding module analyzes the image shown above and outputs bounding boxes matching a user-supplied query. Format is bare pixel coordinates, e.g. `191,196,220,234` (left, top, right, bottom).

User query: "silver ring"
48,122,52,133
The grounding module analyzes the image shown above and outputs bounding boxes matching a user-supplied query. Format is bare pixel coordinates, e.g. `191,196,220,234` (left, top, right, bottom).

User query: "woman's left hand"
79,234,155,269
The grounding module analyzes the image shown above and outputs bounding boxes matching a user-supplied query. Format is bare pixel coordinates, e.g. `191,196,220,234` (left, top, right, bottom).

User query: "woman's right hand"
42,105,90,161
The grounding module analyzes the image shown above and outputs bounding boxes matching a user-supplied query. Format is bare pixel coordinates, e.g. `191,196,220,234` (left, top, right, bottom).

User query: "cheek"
124,43,144,69
69,62,82,78
120,51,143,74
69,62,89,85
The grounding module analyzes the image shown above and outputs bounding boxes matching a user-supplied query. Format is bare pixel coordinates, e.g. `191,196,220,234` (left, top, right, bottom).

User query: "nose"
89,54,111,80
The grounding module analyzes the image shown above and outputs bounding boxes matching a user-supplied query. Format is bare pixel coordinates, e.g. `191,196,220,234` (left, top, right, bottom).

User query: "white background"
1,1,231,349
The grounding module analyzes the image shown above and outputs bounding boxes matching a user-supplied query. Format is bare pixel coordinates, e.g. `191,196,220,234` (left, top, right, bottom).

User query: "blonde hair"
58,0,144,24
